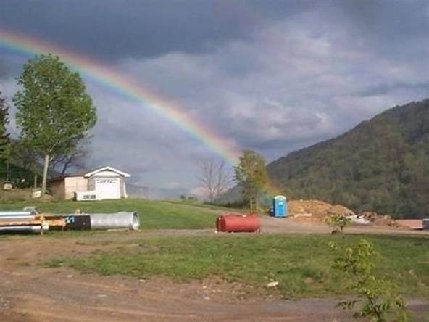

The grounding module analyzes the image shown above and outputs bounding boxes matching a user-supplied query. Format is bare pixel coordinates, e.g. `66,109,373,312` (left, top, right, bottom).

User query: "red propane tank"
216,213,260,233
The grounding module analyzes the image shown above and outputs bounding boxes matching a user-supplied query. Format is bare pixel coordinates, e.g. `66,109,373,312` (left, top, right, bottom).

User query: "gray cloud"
0,0,310,61
1,0,428,194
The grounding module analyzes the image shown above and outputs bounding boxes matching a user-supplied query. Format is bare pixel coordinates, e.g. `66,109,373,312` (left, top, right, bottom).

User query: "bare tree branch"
198,158,232,202
49,138,91,176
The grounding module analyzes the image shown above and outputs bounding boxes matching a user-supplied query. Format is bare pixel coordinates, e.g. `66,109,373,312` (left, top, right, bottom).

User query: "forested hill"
267,99,429,219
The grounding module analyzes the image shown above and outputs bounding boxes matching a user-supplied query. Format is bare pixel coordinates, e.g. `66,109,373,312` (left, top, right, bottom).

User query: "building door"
95,177,120,199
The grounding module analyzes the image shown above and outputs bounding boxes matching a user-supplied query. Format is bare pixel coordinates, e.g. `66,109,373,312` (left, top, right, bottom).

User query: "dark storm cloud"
334,0,428,43
1,0,428,194
116,0,427,166
328,0,429,64
0,0,315,61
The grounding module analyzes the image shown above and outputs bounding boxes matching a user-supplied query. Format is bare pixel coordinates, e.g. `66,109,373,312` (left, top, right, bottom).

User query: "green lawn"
54,234,429,299
0,199,222,229
3,199,428,300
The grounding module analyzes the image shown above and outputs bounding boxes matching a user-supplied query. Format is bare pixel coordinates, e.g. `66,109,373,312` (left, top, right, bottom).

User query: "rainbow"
0,29,240,164
1,29,283,196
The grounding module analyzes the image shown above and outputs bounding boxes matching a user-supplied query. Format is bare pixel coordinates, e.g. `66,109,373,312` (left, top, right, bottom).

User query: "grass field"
48,234,429,300
0,199,223,229
2,199,428,300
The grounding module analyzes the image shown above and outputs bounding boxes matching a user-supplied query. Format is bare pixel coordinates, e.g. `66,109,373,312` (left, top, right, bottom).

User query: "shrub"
329,239,408,321
325,214,351,233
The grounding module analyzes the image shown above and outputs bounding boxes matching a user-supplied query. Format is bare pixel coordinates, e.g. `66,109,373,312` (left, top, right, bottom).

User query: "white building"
49,166,130,200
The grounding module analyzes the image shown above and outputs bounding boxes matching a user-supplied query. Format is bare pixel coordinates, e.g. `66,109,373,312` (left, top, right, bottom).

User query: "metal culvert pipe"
0,216,36,221
0,211,34,216
89,212,140,231
0,211,35,221
64,215,91,231
0,225,48,233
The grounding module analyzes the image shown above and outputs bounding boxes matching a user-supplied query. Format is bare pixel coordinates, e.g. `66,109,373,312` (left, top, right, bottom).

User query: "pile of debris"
287,200,400,227
359,211,395,226
288,199,354,223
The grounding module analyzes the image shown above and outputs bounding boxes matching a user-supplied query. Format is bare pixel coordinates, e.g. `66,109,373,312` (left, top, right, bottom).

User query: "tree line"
0,54,97,195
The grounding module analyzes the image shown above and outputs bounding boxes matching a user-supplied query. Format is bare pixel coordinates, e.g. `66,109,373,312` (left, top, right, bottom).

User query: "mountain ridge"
266,98,429,218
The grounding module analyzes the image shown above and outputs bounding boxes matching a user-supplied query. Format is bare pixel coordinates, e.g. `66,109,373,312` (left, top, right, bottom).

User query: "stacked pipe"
0,210,140,233
0,210,49,234
0,211,35,221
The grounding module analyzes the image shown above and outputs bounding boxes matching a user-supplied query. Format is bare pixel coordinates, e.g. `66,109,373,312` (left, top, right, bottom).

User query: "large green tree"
13,54,96,195
234,149,268,211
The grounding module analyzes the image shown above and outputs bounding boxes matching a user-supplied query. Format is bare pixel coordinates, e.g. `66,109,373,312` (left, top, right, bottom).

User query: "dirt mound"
287,200,399,227
288,199,354,223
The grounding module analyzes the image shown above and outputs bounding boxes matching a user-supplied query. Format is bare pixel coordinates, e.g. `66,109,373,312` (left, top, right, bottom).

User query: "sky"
0,0,428,198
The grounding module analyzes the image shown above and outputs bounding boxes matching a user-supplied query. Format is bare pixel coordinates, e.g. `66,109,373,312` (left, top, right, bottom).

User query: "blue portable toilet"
272,195,287,218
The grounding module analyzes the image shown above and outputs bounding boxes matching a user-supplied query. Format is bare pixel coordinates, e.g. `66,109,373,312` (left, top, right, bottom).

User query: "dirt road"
0,219,427,322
